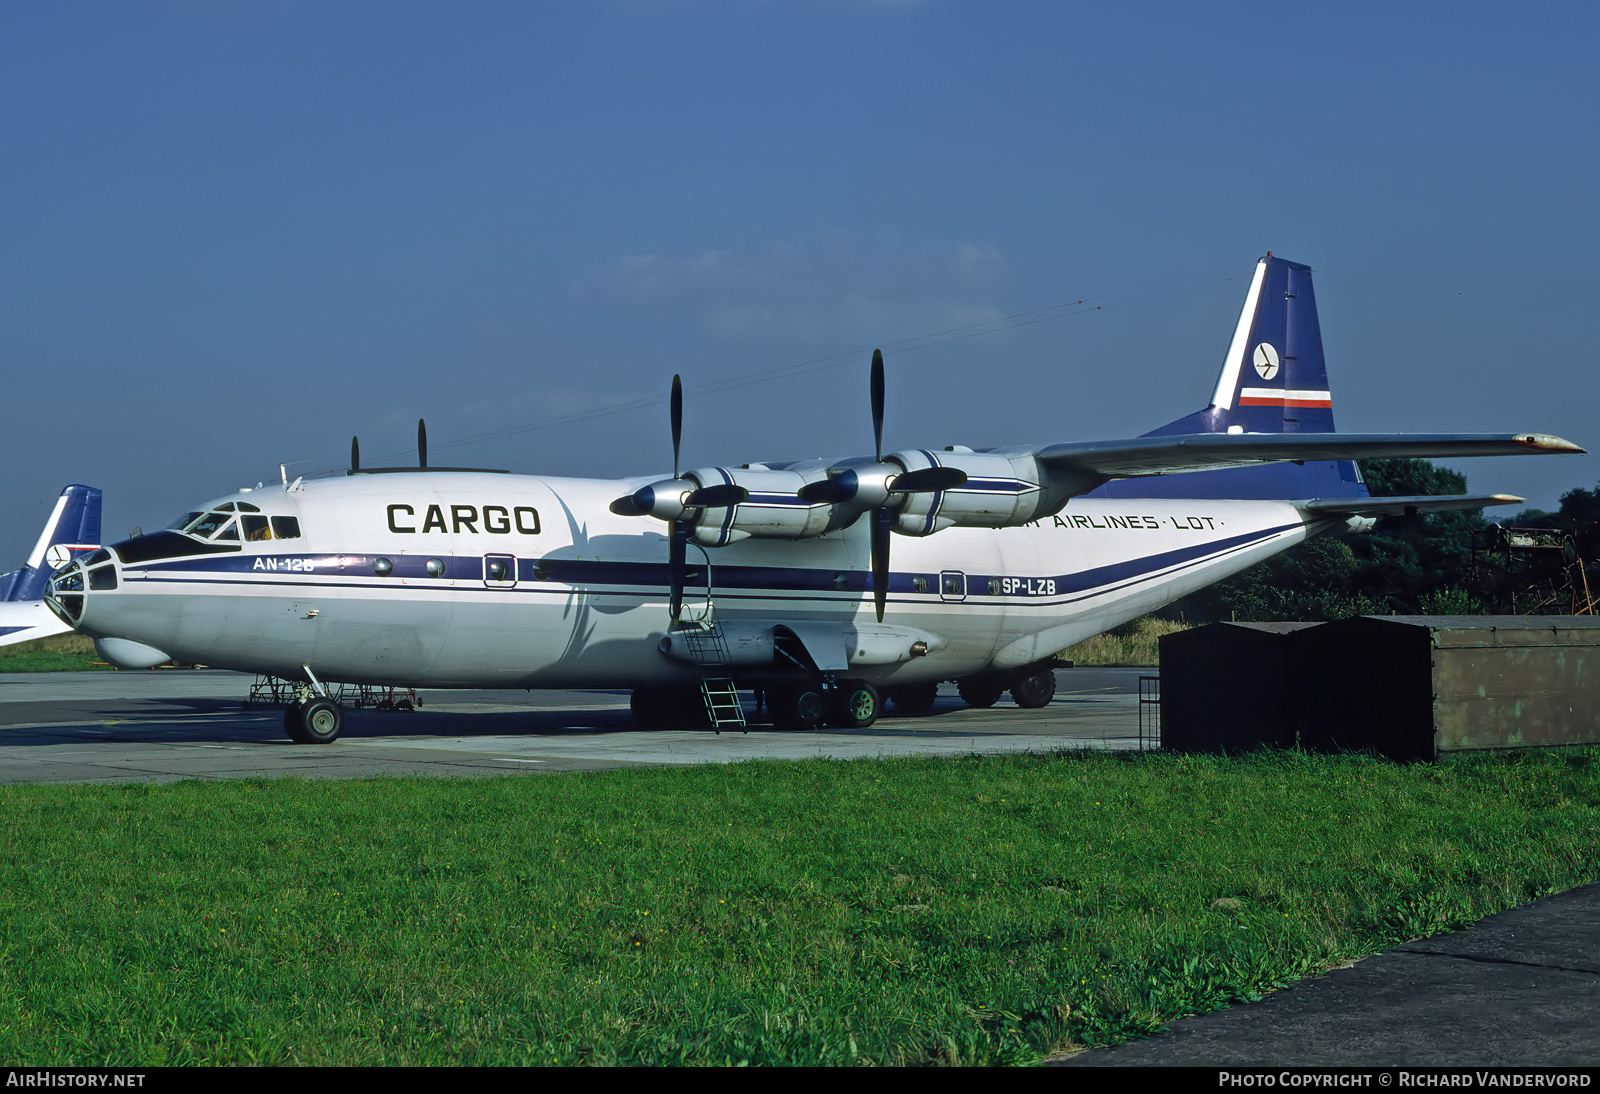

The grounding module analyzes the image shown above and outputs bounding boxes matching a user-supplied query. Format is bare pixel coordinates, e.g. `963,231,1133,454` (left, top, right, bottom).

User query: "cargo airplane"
45,256,1583,742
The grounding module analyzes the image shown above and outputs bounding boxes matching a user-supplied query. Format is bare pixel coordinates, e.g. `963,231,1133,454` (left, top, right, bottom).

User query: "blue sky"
2,1,1595,562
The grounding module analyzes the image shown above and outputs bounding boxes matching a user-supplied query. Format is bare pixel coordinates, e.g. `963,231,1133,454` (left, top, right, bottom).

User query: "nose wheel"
285,697,344,743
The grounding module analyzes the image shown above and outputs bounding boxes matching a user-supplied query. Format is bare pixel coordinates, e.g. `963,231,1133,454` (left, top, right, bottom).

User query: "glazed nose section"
45,548,118,626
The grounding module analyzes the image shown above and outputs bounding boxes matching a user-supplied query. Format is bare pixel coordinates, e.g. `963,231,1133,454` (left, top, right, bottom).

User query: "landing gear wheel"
287,698,343,744
828,680,880,729
885,682,939,716
772,685,826,731
1010,669,1058,709
957,678,1005,709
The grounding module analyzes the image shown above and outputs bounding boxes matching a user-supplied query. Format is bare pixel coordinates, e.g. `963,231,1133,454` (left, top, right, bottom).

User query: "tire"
1010,669,1058,709
283,705,305,742
772,685,826,731
829,680,880,729
885,682,939,716
957,677,1005,709
290,698,343,744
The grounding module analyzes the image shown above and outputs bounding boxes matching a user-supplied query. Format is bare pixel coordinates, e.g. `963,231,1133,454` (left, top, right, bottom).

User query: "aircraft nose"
44,549,118,627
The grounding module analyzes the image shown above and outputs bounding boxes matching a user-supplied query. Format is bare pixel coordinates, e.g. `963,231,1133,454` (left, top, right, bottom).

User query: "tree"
1166,459,1485,622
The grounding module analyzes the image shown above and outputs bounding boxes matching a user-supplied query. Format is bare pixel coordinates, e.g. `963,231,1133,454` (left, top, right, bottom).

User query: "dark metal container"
1157,621,1323,754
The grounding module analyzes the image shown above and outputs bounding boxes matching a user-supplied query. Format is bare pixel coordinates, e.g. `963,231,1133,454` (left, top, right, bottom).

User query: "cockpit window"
185,512,233,538
172,507,299,543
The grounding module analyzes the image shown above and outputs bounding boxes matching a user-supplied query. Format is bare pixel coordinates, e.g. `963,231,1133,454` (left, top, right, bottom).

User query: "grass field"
0,748,1596,1066
0,633,113,673
1058,616,1187,666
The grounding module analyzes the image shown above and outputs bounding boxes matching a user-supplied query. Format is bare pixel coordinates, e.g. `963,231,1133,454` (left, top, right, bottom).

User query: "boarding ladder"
670,613,747,733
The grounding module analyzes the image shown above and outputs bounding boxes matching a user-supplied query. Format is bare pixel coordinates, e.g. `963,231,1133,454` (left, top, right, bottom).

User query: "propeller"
350,436,360,474
417,419,428,470
798,350,966,622
608,375,749,623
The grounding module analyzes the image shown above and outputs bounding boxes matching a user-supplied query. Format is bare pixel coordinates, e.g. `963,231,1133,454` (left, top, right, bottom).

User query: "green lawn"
0,748,1595,1065
0,634,114,673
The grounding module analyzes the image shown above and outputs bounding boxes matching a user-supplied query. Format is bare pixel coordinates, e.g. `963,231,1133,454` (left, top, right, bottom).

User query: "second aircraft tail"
0,485,103,603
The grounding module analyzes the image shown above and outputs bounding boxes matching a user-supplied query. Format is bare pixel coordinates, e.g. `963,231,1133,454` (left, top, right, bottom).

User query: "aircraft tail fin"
1093,254,1366,500
2,485,103,603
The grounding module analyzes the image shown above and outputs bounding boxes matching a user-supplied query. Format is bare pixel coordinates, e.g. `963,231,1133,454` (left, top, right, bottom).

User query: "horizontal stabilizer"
1037,432,1584,482
1298,493,1524,518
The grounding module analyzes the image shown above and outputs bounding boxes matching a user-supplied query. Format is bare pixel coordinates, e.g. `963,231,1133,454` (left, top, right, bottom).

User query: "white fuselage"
62,471,1322,688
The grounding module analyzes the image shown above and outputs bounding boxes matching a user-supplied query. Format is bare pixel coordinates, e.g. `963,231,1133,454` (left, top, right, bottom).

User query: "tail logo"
1252,343,1281,379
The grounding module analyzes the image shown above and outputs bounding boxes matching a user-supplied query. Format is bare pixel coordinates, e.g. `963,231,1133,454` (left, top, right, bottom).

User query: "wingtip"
1486,494,1525,506
1515,433,1586,454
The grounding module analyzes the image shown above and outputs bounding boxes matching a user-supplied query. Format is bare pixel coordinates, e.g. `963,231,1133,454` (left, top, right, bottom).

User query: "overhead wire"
334,260,1248,471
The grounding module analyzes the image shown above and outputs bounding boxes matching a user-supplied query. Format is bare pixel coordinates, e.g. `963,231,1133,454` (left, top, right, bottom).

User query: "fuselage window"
271,516,301,540
242,515,272,541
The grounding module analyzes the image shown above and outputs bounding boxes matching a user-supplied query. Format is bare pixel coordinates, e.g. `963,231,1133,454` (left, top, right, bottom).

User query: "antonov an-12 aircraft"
46,256,1583,742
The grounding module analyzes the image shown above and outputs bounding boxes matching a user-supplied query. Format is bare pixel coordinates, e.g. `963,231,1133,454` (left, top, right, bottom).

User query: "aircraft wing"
1297,493,1524,518
1034,432,1584,480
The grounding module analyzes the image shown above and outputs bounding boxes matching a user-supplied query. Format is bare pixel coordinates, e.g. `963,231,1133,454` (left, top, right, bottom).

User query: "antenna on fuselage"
350,436,360,474
417,419,428,470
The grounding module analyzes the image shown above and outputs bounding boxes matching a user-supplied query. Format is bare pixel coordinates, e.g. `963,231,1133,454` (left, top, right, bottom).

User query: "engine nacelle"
680,466,838,547
668,448,1070,546
887,448,1059,535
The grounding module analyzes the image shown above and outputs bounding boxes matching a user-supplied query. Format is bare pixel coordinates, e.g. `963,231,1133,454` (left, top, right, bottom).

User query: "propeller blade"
889,466,967,493
350,436,360,473
685,483,749,509
871,506,892,624
870,349,885,462
668,519,688,622
609,494,647,516
797,479,844,504
417,419,428,469
670,374,683,480
797,470,858,505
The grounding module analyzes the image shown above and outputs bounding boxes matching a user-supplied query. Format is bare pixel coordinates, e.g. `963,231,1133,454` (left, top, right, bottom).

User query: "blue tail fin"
0,485,103,603
1092,254,1367,500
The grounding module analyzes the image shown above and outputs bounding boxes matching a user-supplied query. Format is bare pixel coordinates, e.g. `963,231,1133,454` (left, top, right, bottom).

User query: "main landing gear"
955,667,1058,710
628,666,1059,733
767,679,881,730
